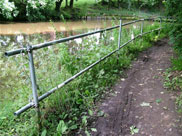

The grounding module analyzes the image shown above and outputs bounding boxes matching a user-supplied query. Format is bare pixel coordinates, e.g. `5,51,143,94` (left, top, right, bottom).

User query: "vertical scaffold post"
118,19,122,49
159,17,162,35
117,19,122,64
27,45,41,133
141,19,144,36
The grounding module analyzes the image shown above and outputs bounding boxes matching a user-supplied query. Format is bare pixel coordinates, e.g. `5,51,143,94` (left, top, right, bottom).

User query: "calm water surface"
0,20,117,35
0,19,145,47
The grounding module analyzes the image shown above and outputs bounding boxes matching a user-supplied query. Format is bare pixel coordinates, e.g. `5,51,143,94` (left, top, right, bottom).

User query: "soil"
90,38,182,136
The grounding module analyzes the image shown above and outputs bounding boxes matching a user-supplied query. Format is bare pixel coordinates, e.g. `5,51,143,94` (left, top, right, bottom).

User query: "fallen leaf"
97,111,104,117
156,99,162,104
91,128,97,132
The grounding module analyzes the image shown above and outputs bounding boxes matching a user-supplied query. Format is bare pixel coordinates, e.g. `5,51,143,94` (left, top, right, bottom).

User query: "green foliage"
56,120,68,135
139,0,162,9
165,0,182,114
61,7,86,20
41,129,47,136
97,0,164,10
26,0,57,21
165,0,182,18
130,125,139,135
0,0,19,20
26,0,46,21
164,70,182,92
165,0,182,53
0,0,57,21
0,0,90,21
176,94,182,113
164,68,182,113
171,57,182,71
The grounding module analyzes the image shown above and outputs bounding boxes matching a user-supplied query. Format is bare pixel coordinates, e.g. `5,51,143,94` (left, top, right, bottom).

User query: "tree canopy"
0,0,76,21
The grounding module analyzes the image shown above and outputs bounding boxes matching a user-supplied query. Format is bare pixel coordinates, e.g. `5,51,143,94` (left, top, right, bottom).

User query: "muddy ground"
90,39,182,136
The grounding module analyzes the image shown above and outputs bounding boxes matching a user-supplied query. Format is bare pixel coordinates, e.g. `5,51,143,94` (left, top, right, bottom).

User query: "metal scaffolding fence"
5,17,162,119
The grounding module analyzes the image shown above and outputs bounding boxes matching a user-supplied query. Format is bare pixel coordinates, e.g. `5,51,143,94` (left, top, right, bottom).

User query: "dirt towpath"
91,39,182,136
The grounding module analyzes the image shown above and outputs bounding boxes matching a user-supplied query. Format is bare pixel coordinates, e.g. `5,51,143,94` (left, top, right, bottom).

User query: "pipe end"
4,52,9,57
14,112,18,116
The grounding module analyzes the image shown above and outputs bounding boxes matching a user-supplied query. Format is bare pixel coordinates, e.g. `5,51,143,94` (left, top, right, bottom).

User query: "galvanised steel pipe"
141,20,144,36
142,28,161,35
14,103,33,115
5,47,26,56
14,27,161,115
27,46,39,109
5,19,151,57
118,19,122,49
27,46,41,130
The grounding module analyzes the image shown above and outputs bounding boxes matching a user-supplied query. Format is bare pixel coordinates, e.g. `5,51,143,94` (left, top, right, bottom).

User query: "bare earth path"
91,39,182,136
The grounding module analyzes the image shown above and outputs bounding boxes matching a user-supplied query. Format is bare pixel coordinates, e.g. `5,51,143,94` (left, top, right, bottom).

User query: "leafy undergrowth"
0,22,168,135
164,57,182,113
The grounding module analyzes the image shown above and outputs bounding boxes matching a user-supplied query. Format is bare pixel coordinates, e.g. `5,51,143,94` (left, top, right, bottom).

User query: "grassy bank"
0,21,167,135
61,0,163,20
164,45,182,113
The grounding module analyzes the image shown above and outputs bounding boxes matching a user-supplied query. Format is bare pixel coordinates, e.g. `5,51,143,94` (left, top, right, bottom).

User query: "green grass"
163,22,182,113
60,0,164,20
0,22,167,135
87,5,162,18
164,68,182,113
74,0,96,8
163,21,182,113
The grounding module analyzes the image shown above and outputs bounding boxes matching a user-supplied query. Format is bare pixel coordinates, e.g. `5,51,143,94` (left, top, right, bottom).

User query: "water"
0,20,116,35
0,20,115,49
0,19,147,49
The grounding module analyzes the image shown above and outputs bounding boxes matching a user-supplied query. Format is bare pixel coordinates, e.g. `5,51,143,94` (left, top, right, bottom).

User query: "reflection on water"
0,19,151,49
0,21,112,49
0,20,119,35
0,30,109,53
0,19,119,50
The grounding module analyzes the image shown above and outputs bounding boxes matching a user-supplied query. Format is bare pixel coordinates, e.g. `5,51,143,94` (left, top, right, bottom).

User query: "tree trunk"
158,0,163,8
118,0,121,8
55,0,63,11
69,0,74,8
65,0,68,7
108,0,111,9
128,0,131,10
